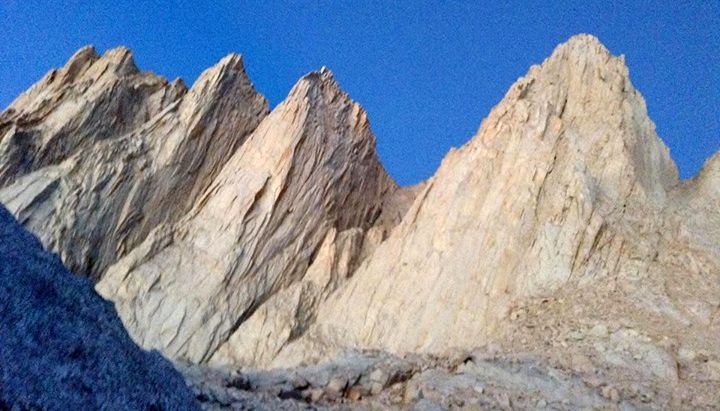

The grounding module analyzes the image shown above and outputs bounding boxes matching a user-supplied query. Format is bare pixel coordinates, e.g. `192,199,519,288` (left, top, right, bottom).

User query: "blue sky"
1,1,717,185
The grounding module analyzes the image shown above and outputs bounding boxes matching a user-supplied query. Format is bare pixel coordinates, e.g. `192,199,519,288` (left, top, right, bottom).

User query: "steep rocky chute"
0,205,198,410
0,48,268,281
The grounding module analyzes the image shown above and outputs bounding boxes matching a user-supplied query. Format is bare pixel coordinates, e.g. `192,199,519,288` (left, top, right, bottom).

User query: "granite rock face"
0,46,181,187
287,34,685,355
95,68,399,364
271,35,720,408
0,205,198,410
1,35,719,409
0,47,403,368
0,48,268,281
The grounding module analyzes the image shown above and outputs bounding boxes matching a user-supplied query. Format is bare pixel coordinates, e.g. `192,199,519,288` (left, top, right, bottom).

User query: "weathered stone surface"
0,205,198,410
283,33,712,356
269,35,720,408
209,227,367,368
0,49,268,281
0,46,183,187
96,68,398,363
1,35,718,408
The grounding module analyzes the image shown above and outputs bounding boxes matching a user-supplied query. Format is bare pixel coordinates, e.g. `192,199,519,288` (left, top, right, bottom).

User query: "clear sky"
1,1,718,185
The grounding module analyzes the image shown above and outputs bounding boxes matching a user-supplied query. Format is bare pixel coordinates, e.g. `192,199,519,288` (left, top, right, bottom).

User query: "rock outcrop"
1,35,718,409
284,34,686,356
0,205,198,410
95,68,398,364
0,48,268,281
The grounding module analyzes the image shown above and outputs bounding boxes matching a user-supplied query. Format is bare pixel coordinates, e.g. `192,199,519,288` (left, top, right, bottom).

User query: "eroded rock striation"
0,48,268,281
0,205,198,410
95,67,399,364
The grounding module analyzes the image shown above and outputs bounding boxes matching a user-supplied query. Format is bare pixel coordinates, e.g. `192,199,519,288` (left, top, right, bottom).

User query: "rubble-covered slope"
0,205,198,410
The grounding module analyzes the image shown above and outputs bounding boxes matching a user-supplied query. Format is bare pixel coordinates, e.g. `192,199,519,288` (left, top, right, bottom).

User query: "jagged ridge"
0,48,269,280
1,35,719,409
94,65,401,363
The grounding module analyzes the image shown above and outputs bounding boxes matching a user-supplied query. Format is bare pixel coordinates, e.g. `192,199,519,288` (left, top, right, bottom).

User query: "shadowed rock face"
0,205,198,410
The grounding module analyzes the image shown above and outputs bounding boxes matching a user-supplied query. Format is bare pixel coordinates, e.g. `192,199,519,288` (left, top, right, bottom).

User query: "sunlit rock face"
0,45,407,367
1,35,719,409
286,34,685,357
271,36,719,408
96,68,400,364
0,205,198,410
0,48,268,281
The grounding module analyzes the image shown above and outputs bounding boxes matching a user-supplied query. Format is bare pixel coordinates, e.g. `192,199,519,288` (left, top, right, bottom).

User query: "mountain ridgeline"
1,35,718,409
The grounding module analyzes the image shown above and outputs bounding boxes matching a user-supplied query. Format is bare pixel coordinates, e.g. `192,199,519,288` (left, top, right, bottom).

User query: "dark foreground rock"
0,206,198,410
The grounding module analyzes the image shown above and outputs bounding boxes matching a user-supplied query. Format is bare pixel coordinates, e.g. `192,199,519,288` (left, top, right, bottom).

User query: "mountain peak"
558,34,611,55
187,52,253,95
288,66,356,112
297,65,338,87
99,46,138,75
492,32,678,202
526,34,624,91
285,33,686,365
64,45,99,68
534,34,617,75
216,52,245,72
2,37,718,409
92,52,395,364
181,53,267,125
318,65,334,78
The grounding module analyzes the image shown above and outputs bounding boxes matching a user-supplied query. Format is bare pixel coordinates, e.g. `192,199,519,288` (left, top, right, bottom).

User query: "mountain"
287,34,683,355
271,35,720,408
96,67,401,363
0,48,268,281
0,205,198,410
0,46,407,366
1,35,718,409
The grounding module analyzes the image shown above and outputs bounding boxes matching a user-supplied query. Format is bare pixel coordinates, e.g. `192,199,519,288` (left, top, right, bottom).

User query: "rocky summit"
1,35,718,409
